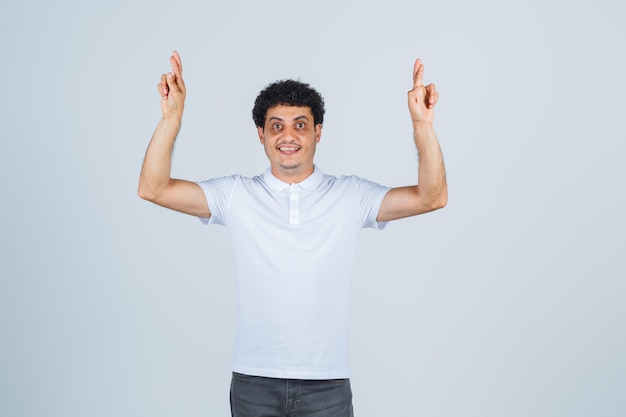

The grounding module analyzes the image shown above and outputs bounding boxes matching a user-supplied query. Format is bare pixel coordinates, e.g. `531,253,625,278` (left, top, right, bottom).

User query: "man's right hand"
139,51,210,219
158,51,186,120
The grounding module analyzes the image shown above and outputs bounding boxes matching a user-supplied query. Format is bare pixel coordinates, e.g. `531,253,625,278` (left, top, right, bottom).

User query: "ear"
257,126,265,144
315,124,322,143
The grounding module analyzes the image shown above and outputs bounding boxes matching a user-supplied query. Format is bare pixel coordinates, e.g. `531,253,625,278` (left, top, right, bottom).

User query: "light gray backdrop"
1,0,624,416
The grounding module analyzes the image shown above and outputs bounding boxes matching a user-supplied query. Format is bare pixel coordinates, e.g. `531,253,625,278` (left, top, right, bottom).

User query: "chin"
278,162,301,170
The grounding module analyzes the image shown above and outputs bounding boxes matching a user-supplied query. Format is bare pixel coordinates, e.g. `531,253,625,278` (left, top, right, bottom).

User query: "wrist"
156,115,183,141
412,122,434,134
161,114,182,128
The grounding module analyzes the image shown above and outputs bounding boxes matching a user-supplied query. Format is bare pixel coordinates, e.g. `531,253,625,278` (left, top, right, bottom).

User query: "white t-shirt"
197,166,390,379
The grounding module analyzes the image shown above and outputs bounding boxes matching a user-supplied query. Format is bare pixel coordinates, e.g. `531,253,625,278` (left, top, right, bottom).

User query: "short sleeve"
354,177,391,230
196,175,239,225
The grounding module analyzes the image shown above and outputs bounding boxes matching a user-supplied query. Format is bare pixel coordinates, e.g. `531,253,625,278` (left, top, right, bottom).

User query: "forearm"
138,116,182,201
414,124,447,208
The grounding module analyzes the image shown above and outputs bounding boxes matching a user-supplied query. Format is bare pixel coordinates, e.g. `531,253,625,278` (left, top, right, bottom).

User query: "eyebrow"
268,115,310,122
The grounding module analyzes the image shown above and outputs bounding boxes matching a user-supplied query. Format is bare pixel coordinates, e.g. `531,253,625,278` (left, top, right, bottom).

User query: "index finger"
413,58,424,88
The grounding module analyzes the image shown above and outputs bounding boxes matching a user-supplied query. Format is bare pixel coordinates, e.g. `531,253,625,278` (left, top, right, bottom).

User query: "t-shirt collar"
262,165,324,191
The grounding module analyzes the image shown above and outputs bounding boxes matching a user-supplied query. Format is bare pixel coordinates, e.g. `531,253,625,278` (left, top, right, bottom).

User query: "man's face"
258,105,322,183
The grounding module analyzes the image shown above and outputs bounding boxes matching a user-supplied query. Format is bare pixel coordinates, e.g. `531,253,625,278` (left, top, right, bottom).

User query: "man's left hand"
408,59,438,128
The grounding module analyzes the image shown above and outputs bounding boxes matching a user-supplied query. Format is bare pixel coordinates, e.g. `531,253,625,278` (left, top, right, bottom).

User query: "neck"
271,164,314,184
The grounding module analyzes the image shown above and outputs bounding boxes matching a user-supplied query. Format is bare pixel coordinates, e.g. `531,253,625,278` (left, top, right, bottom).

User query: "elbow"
137,173,166,203
137,188,149,201
418,177,447,213
436,190,448,209
137,187,152,202
435,180,448,209
137,181,158,203
426,198,446,212
428,188,448,211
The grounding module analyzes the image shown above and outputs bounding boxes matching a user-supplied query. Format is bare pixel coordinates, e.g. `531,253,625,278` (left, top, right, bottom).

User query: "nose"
280,126,298,141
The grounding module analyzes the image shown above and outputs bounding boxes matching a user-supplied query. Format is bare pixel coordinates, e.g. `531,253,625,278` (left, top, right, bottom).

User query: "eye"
296,122,305,129
272,123,282,130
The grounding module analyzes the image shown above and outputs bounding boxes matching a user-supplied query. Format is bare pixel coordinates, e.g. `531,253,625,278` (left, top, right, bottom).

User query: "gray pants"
230,372,354,417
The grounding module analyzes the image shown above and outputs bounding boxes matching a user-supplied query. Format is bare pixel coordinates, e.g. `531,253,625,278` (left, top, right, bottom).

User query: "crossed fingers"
158,51,185,98
411,58,438,109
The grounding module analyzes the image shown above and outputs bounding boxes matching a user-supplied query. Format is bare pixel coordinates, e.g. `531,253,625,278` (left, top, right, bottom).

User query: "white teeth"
279,147,299,151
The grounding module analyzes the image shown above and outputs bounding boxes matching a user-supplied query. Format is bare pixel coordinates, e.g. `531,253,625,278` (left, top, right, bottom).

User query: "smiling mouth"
278,145,301,153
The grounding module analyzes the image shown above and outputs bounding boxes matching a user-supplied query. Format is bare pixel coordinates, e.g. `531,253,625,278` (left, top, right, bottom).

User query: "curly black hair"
252,79,325,128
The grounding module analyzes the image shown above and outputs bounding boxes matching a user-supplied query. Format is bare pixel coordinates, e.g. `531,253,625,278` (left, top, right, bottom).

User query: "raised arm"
138,51,210,218
377,59,447,222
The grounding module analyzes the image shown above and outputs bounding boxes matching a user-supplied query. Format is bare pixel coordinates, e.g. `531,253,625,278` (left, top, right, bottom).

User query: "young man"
138,51,446,417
